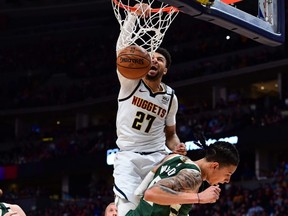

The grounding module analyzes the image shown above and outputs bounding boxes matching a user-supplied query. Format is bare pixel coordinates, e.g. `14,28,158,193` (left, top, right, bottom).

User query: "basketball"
117,45,151,79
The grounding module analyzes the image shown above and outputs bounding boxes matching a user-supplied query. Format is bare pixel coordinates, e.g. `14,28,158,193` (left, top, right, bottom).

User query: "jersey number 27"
132,111,156,133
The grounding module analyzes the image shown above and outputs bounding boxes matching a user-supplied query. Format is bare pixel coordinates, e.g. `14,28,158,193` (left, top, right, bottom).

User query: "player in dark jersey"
127,154,202,216
0,202,26,216
127,141,240,216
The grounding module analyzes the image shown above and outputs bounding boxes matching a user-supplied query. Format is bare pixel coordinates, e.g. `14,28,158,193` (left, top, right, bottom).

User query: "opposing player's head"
198,141,240,185
146,47,171,81
105,202,118,216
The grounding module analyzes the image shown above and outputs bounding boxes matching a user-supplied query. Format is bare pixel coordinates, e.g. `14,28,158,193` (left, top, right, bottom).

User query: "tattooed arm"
144,169,221,205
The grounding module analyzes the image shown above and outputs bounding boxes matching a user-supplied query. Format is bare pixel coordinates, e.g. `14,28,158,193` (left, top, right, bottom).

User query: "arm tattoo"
158,185,178,195
154,169,202,194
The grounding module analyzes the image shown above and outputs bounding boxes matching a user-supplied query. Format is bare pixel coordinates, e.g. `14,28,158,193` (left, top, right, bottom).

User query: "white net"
112,0,179,53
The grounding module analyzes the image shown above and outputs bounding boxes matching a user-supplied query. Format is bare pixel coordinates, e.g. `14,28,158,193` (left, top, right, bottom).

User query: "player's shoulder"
161,83,174,95
163,154,189,164
168,154,201,172
0,202,10,215
184,160,201,173
0,202,8,208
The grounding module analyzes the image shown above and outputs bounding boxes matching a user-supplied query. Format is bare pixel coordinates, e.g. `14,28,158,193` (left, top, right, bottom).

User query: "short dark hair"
205,141,240,167
156,47,172,70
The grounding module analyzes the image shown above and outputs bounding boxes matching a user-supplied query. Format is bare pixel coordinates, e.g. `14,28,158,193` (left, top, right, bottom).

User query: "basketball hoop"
112,0,179,53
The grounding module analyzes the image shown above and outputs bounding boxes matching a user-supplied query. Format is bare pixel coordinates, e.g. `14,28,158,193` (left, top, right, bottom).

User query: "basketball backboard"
158,0,285,46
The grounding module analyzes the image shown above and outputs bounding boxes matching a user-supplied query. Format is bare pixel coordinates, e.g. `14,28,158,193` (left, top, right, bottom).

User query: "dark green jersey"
126,155,201,216
0,203,10,216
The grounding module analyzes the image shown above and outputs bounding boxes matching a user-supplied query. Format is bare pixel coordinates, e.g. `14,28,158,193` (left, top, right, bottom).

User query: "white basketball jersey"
116,79,176,152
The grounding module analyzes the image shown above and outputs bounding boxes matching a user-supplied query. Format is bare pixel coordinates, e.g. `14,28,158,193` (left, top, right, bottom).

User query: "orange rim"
113,0,179,13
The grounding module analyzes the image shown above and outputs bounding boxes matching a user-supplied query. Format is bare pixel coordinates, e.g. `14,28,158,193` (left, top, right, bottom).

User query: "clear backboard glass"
159,0,285,46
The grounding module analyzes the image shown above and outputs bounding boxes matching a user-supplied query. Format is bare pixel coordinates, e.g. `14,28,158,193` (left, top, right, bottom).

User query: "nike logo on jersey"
139,89,147,92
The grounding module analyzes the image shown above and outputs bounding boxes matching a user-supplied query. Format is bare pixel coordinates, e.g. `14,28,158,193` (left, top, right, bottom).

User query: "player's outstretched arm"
116,3,151,53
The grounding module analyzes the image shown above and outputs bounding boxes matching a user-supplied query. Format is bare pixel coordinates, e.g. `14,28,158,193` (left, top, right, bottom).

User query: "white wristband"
134,171,155,196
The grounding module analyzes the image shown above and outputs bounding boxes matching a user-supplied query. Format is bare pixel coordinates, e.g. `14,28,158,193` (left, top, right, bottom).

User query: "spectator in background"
105,202,117,216
246,200,264,216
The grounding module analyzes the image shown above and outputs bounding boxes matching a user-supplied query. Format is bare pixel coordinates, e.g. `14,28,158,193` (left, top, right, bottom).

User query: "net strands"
112,0,179,53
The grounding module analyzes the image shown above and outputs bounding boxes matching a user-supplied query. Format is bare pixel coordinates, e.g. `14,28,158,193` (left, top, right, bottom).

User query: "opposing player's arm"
144,169,202,205
165,126,186,155
165,122,186,155
165,95,187,155
2,203,26,216
165,125,183,152
144,169,221,205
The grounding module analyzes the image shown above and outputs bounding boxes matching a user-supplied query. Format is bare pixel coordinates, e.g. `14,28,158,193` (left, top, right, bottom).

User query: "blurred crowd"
0,39,287,110
0,1,287,215
0,5,287,110
0,123,116,165
177,94,286,140
0,94,286,166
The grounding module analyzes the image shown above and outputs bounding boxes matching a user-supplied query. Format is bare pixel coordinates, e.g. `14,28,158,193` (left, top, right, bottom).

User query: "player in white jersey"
116,75,176,152
113,4,187,216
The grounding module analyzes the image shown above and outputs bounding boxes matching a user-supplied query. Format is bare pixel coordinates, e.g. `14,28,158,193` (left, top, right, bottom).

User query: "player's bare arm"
4,212,23,216
165,125,187,155
134,3,151,18
2,204,26,216
145,167,222,205
161,169,201,192
197,185,221,204
144,169,201,205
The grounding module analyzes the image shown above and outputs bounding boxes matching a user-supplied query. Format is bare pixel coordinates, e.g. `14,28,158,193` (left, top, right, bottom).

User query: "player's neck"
195,158,207,181
143,78,163,92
